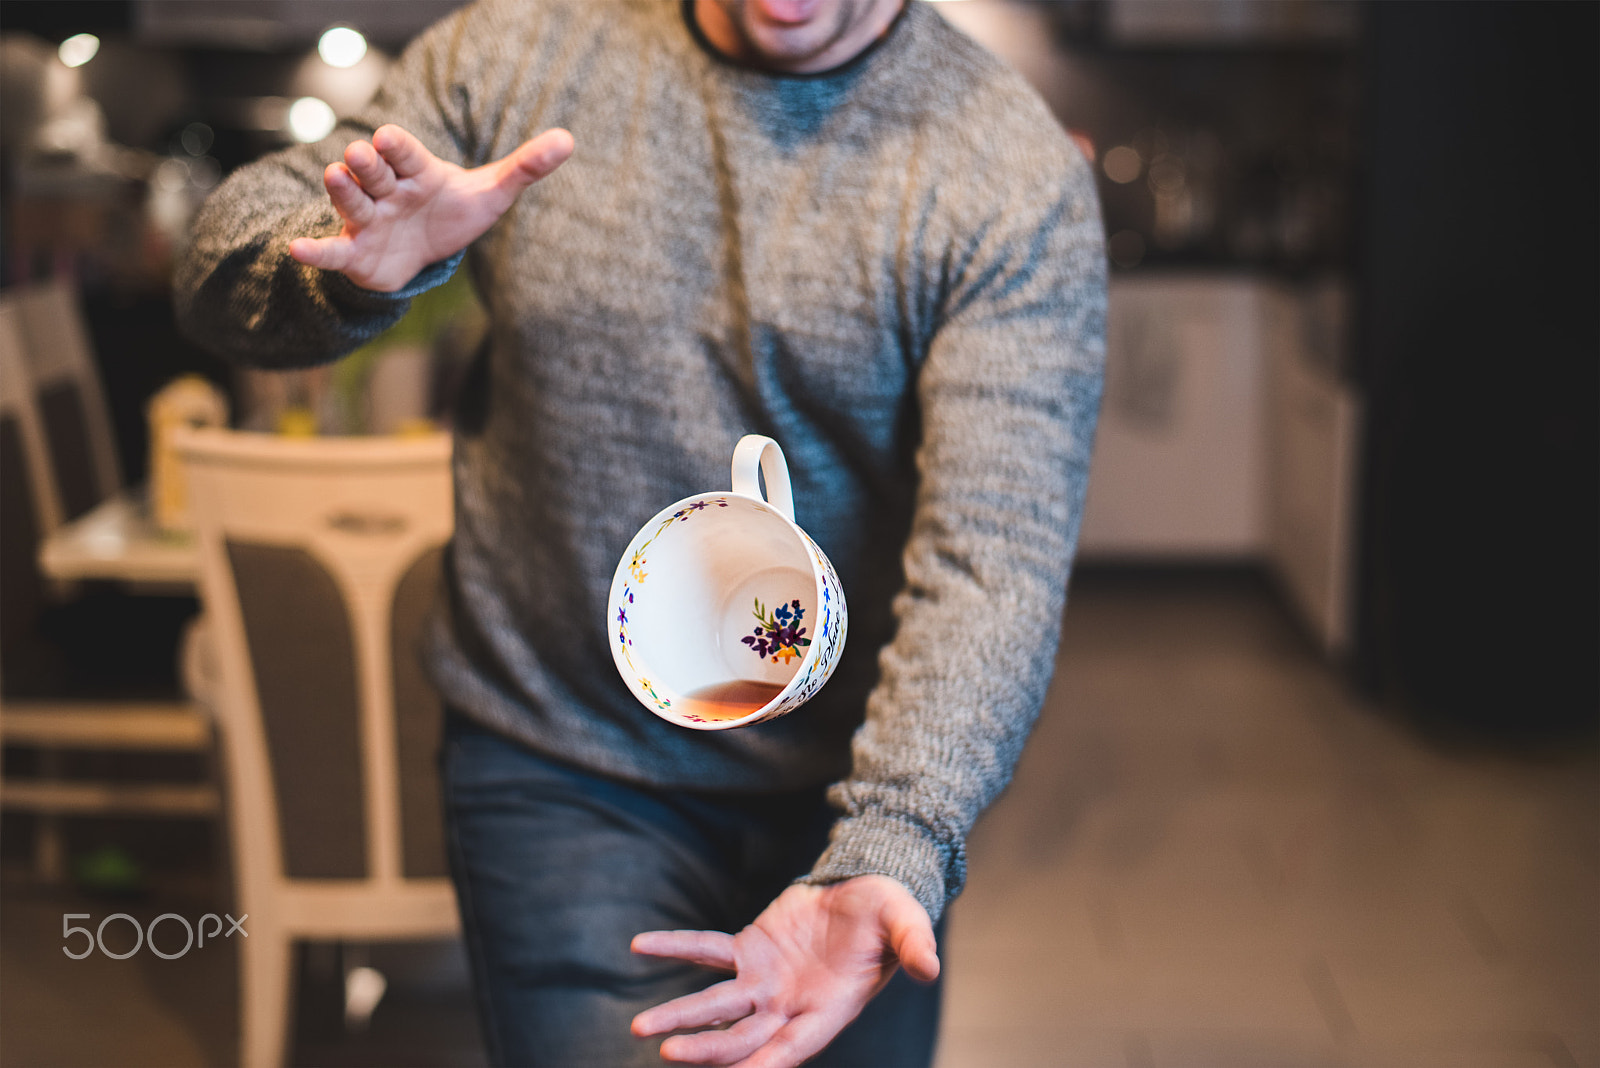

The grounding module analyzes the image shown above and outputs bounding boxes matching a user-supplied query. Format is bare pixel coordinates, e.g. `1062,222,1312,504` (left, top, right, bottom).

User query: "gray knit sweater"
175,0,1104,923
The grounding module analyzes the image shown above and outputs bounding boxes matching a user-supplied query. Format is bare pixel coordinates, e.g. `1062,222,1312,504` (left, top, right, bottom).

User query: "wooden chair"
0,304,63,595
0,307,64,695
177,428,458,1068
6,280,122,520
0,307,216,878
1,278,198,695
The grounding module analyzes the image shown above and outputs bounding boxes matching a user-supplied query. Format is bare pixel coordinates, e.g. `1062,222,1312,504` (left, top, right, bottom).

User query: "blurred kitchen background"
0,1,1595,1066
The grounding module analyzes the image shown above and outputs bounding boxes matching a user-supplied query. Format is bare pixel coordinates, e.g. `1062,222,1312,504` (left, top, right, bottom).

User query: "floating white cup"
607,435,848,730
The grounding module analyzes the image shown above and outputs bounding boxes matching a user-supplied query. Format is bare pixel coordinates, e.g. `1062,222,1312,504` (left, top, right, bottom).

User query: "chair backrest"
8,280,122,519
177,429,454,897
0,307,63,671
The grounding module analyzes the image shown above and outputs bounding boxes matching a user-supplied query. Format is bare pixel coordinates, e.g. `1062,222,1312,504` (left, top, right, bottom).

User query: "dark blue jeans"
440,711,942,1068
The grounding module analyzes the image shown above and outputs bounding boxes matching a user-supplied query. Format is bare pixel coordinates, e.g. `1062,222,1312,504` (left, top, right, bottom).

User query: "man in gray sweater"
178,1,1104,1064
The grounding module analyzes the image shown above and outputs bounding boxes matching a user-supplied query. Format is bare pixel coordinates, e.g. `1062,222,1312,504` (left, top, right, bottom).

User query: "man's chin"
710,0,871,72
741,40,832,71
751,0,826,26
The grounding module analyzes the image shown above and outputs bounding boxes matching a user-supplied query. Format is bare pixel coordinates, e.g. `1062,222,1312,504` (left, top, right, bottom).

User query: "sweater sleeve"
173,4,491,367
799,123,1107,924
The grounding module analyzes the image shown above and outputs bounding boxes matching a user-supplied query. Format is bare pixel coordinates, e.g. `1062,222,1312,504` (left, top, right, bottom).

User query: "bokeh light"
1102,144,1143,184
318,26,368,69
1107,229,1146,268
287,97,337,143
179,122,214,157
57,33,100,68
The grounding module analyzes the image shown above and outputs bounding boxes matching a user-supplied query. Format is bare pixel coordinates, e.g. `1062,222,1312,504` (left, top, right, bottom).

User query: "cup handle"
730,435,795,521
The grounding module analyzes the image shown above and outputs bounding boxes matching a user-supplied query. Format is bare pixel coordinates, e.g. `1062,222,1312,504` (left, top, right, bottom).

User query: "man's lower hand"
630,875,939,1068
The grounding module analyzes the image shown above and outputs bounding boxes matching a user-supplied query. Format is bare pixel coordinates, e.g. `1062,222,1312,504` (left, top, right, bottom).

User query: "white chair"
0,309,217,878
177,428,458,1068
7,280,122,520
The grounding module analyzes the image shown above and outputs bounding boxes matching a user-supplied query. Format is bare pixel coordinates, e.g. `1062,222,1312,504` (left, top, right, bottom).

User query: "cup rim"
608,489,827,730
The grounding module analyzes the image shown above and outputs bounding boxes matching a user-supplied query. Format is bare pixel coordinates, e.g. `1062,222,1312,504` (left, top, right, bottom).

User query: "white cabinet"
1079,274,1275,557
1264,283,1362,654
1077,273,1361,653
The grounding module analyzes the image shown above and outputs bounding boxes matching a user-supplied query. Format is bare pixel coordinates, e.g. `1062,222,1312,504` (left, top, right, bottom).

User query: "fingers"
288,234,354,273
631,930,737,971
887,915,940,983
658,1010,784,1066
371,123,434,179
730,1013,838,1068
323,162,375,226
343,138,397,198
487,127,574,197
872,881,940,983
631,978,754,1038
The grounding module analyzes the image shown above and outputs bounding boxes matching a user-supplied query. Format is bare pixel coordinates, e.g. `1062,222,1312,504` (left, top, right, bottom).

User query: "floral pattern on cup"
637,676,672,711
743,597,811,664
765,534,847,719
615,499,737,713
615,582,673,710
627,498,729,585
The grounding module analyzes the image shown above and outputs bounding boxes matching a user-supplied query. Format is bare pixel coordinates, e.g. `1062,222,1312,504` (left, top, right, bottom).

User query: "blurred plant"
328,269,480,433
73,845,145,896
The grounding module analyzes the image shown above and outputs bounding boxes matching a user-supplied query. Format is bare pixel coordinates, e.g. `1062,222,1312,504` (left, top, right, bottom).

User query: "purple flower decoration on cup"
741,597,810,664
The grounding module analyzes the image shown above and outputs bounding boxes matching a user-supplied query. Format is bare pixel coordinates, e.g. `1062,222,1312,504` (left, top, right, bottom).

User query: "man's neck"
692,0,905,75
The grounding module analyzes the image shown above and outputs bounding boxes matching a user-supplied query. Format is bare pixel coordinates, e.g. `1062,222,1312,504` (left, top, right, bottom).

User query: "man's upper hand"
288,123,574,292
630,875,940,1068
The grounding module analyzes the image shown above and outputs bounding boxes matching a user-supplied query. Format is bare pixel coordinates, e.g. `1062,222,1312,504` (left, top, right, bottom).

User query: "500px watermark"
62,912,247,960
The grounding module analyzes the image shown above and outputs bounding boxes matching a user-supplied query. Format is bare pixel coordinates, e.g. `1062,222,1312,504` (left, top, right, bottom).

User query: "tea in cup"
607,435,847,730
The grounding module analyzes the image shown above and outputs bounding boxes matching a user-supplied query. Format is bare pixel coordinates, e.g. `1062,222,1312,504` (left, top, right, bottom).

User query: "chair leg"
239,921,292,1068
34,813,64,882
35,750,64,882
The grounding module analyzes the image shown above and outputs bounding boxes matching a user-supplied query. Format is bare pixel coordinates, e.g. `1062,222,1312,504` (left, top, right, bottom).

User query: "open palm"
288,123,573,292
631,876,940,1068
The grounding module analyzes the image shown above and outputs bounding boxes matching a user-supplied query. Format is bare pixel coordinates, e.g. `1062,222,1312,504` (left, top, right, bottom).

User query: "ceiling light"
318,26,367,69
58,33,100,68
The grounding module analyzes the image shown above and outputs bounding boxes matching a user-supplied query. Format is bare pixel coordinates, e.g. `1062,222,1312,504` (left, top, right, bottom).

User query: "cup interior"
616,496,819,725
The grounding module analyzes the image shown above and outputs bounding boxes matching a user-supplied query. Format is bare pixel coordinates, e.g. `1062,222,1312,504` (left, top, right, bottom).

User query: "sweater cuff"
323,252,464,312
797,813,951,924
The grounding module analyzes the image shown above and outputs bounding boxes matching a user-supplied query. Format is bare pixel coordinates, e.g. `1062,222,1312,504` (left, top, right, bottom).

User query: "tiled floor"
935,571,1598,1068
3,570,1594,1066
